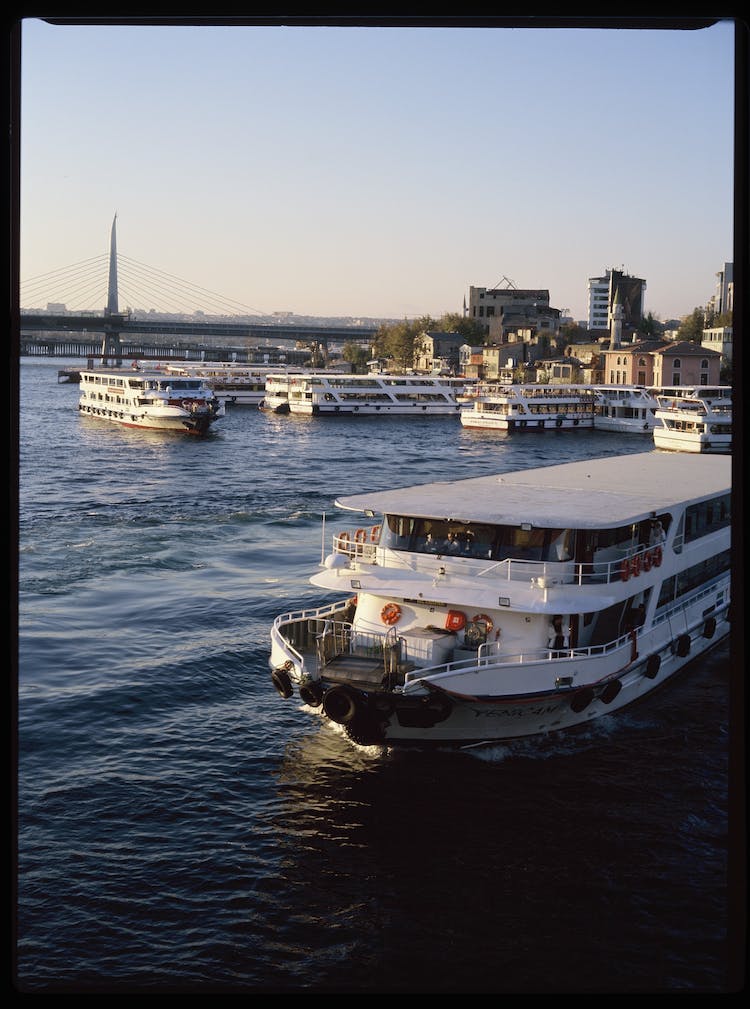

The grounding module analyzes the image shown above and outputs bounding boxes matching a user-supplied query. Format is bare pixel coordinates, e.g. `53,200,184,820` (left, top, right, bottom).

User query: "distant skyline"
18,18,735,322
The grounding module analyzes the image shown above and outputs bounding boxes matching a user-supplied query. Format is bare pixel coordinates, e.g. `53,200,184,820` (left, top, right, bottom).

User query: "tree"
342,341,371,372
637,312,661,337
676,307,706,344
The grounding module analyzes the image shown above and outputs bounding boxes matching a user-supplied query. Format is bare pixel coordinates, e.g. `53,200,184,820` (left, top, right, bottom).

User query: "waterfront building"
701,326,733,365
465,282,561,345
600,340,721,387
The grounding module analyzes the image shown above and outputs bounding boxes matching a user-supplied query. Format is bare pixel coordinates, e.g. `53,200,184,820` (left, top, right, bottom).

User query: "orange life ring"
620,558,630,582
370,524,380,542
339,531,350,548
630,553,642,578
642,550,652,572
354,528,367,543
381,602,402,625
445,610,466,632
471,613,494,635
652,545,663,567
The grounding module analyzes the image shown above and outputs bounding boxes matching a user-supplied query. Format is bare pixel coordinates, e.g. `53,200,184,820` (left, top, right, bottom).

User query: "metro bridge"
20,216,379,361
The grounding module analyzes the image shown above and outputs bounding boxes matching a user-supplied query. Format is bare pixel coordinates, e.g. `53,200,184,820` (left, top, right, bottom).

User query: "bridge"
20,216,380,361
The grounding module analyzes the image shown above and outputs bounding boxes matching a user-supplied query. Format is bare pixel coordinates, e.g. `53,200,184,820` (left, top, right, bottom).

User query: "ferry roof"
335,452,731,528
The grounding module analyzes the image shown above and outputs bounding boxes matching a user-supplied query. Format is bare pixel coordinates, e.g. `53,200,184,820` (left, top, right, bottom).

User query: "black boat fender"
599,679,622,705
322,684,361,725
271,663,294,699
299,680,324,707
674,634,691,657
703,616,717,639
569,687,595,713
644,653,661,679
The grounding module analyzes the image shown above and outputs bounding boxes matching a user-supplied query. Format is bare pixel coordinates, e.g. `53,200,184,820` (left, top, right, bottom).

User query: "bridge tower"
101,214,124,365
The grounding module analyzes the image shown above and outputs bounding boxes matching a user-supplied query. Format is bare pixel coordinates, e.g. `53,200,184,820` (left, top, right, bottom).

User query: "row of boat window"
314,392,455,402
380,514,673,565
656,550,731,609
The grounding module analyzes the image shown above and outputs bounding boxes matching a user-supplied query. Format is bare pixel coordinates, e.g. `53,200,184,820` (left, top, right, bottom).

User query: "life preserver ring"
630,553,642,578
652,545,663,567
620,558,630,582
470,613,494,635
381,602,402,625
354,528,367,543
642,549,653,572
445,610,467,632
370,524,380,542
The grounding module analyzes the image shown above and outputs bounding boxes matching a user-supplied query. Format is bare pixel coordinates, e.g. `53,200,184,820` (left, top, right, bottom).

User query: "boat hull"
269,603,729,747
460,412,593,431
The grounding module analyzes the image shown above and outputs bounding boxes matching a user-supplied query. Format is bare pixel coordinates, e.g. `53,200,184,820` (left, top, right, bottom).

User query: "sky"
18,17,736,323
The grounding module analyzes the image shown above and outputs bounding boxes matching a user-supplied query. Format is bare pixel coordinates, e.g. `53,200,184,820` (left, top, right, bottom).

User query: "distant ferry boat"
268,452,731,746
165,362,310,407
653,387,732,454
78,367,224,435
460,383,597,431
591,385,659,433
281,373,475,416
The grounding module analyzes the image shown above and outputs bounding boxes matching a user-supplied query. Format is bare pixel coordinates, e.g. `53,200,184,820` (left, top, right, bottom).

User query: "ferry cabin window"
683,494,731,544
656,549,731,610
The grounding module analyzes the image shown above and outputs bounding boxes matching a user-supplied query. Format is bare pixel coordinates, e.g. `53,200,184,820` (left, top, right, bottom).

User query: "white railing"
332,527,666,586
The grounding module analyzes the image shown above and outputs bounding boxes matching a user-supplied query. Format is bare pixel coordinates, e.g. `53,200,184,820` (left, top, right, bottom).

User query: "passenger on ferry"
548,615,569,656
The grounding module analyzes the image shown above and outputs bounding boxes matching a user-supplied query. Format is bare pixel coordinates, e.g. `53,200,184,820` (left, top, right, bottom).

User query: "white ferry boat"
164,362,272,406
284,373,473,416
592,385,659,433
269,452,731,747
653,388,732,453
259,371,298,413
460,383,597,431
78,367,224,435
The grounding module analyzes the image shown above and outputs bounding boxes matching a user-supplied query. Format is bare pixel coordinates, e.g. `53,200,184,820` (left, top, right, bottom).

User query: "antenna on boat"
321,512,326,564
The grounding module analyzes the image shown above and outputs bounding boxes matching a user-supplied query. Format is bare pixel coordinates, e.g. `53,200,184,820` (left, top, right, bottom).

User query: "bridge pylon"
101,214,123,365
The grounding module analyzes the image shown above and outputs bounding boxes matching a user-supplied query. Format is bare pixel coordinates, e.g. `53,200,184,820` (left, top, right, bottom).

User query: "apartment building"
587,268,646,333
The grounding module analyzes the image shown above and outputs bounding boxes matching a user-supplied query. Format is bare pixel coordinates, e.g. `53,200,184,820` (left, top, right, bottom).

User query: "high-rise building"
707,262,733,316
587,268,646,333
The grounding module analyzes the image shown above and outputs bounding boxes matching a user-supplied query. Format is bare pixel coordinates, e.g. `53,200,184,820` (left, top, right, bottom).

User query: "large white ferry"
592,385,659,433
269,452,731,747
78,367,224,435
653,387,733,454
283,372,474,416
460,383,597,431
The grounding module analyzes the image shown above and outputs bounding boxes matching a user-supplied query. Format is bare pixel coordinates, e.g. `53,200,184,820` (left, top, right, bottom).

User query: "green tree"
342,341,371,372
676,307,706,344
637,311,661,337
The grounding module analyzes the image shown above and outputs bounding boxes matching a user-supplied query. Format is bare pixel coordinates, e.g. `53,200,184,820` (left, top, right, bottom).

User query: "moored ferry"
592,385,659,433
78,367,224,434
460,383,597,431
268,452,731,747
653,387,732,454
164,362,272,406
284,372,474,416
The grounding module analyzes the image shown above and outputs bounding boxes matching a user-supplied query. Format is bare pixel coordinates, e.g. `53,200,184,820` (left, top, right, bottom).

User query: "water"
15,359,739,993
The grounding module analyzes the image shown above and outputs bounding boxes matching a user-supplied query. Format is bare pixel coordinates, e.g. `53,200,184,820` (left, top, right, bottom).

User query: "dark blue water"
16,359,740,993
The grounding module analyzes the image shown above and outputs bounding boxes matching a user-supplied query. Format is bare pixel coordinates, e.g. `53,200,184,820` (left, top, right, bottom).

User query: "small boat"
283,372,475,416
268,452,730,747
653,387,732,454
459,383,597,431
591,385,659,433
78,366,224,435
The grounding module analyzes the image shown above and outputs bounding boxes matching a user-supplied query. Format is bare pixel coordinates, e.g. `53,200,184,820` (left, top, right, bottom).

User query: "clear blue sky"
19,18,735,322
